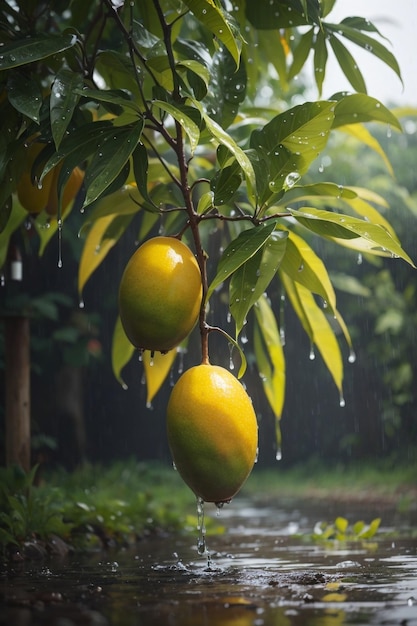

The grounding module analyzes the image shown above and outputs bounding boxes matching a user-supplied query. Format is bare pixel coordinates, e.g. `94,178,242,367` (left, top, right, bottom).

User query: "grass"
0,457,415,558
243,457,417,508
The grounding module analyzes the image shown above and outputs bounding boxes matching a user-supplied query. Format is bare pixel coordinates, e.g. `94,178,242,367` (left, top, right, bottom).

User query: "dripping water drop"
339,394,346,408
348,349,356,364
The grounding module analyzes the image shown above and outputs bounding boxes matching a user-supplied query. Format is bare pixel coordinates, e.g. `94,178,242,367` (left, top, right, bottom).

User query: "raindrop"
138,351,143,362
0,273,5,287
172,461,177,470
386,125,392,138
229,344,235,370
348,349,356,364
339,394,346,408
121,382,128,391
357,253,363,265
407,597,415,607
196,497,208,557
79,298,85,309
254,447,259,463
284,171,300,189
276,447,282,461
309,345,315,360
149,351,154,366
227,311,232,324
146,400,153,410
298,263,304,272
57,218,63,268
240,328,248,344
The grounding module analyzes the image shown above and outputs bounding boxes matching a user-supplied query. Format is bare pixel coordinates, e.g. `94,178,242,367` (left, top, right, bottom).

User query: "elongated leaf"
182,0,241,67
289,207,415,266
278,182,357,206
195,100,256,195
50,70,83,149
329,35,367,93
207,221,277,300
132,142,158,211
254,294,285,419
83,120,144,208
281,274,343,394
333,94,402,131
288,28,314,80
279,229,336,310
78,185,141,296
0,33,77,69
143,349,178,405
314,30,328,96
325,21,403,84
153,100,200,154
337,123,393,175
230,230,287,336
6,72,43,123
75,87,141,113
112,316,135,388
343,196,397,239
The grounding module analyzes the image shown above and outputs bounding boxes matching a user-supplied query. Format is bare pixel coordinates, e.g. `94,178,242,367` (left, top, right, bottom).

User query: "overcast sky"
317,0,416,106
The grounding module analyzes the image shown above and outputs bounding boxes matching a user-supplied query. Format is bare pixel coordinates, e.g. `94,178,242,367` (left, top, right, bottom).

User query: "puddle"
1,499,416,625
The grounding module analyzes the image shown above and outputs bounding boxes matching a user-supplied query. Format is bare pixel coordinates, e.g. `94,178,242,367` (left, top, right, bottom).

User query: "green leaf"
196,101,256,195
204,45,247,128
132,142,157,211
279,229,336,310
289,207,415,266
182,0,241,67
83,120,144,208
335,516,349,533
6,72,43,123
207,221,277,301
254,294,285,420
111,316,135,389
230,230,288,336
0,33,77,69
314,30,328,96
279,182,357,206
288,28,314,80
325,21,403,85
329,35,367,93
333,94,402,131
153,100,200,154
210,162,242,206
75,87,141,114
245,0,310,29
50,69,84,149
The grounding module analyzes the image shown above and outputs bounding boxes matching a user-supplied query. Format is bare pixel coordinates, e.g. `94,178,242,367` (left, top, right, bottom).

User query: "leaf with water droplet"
143,347,178,406
50,69,84,149
254,294,285,420
6,72,43,124
111,316,135,388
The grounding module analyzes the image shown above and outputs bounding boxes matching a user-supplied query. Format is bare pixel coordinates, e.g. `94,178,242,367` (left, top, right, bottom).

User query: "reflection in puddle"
1,500,416,625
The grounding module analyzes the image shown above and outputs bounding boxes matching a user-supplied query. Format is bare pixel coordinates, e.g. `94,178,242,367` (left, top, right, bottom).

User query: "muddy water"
1,498,417,626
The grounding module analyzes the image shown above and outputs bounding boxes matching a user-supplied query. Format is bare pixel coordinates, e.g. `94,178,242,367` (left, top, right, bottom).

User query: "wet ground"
1,497,416,625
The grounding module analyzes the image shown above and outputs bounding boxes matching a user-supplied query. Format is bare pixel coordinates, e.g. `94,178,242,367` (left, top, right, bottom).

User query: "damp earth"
1,497,416,626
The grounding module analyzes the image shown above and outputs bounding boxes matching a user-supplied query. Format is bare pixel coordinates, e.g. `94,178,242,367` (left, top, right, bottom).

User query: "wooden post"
5,315,31,472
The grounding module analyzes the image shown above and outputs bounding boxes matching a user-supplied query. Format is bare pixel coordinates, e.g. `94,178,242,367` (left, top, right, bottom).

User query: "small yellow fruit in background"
17,143,55,214
167,363,258,504
118,236,202,352
17,141,84,215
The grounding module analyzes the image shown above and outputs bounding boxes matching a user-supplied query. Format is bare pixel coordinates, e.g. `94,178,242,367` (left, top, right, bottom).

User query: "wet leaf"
78,185,142,295
314,30,328,96
329,35,367,93
279,229,336,311
0,33,77,69
153,100,200,154
50,69,83,149
254,294,285,419
333,94,402,131
143,349,178,405
289,207,415,266
6,72,43,123
230,230,287,336
207,221,277,301
281,273,343,395
111,316,135,388
182,0,241,67
337,124,393,175
83,119,144,208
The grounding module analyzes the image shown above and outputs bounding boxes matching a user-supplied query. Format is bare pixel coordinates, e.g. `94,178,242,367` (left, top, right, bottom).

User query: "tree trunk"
5,315,31,471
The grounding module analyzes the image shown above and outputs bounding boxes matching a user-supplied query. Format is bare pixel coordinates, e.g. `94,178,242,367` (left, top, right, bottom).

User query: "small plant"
312,516,381,543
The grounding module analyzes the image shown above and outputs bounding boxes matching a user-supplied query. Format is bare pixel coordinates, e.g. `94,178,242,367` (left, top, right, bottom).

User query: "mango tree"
0,0,414,469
